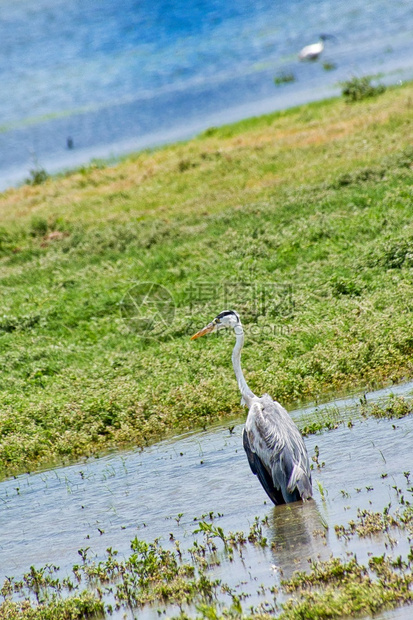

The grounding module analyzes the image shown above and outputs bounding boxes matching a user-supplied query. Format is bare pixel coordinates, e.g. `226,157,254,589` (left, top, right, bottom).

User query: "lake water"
1,380,412,617
0,0,412,190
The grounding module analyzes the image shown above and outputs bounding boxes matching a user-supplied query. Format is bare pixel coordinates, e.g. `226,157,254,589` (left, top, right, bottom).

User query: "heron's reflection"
269,499,330,579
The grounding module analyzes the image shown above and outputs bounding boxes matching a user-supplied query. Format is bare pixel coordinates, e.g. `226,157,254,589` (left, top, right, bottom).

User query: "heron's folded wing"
260,396,312,502
243,428,284,505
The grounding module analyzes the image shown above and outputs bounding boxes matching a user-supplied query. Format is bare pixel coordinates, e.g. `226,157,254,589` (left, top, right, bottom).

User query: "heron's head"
191,310,241,340
319,33,336,41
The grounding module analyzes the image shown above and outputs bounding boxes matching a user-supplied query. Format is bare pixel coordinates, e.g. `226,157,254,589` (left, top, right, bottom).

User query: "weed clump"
361,395,413,420
274,73,295,86
332,166,385,188
378,239,413,270
341,76,386,102
26,166,49,186
29,216,48,237
0,227,19,255
330,276,362,297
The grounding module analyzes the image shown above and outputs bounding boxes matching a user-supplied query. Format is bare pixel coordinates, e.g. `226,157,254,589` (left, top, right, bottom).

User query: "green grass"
0,83,412,477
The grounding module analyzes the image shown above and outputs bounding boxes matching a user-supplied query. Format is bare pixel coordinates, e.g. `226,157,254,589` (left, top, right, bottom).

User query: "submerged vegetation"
273,72,295,86
361,394,413,419
0,82,412,477
1,470,412,619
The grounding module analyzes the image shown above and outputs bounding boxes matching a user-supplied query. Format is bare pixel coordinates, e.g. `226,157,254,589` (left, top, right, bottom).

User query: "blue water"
0,0,412,189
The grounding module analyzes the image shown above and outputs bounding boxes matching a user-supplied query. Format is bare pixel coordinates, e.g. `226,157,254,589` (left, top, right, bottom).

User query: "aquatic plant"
334,507,400,539
0,593,104,619
193,520,228,547
274,73,295,86
361,395,413,420
280,555,413,619
247,516,268,547
2,483,413,620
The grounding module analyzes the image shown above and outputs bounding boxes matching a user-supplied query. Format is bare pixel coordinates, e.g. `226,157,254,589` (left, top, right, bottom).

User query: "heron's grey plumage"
191,310,313,505
243,394,312,503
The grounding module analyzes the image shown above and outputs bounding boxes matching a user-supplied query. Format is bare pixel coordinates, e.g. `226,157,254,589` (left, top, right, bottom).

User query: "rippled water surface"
1,381,412,617
0,0,412,188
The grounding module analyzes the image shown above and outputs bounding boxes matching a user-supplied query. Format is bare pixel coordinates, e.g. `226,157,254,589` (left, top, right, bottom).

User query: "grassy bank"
0,83,412,477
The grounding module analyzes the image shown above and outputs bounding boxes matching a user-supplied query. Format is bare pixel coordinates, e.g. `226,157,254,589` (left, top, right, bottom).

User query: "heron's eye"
214,318,220,324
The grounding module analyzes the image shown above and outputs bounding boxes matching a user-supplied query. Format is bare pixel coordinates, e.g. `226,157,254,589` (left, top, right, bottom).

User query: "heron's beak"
190,322,215,340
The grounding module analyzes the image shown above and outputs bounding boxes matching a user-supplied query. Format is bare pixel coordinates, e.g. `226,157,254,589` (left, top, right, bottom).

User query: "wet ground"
1,380,412,617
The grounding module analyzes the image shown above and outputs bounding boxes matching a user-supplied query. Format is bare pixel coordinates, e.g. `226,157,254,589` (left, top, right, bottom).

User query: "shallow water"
0,0,413,190
0,380,412,617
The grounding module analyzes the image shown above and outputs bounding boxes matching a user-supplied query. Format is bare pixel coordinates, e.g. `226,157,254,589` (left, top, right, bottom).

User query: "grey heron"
298,34,335,61
191,310,313,505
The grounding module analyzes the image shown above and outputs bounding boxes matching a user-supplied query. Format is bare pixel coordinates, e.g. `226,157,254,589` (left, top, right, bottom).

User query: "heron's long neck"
232,326,256,406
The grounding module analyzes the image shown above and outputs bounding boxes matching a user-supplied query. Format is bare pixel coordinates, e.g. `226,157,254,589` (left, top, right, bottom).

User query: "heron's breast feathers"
245,396,301,454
